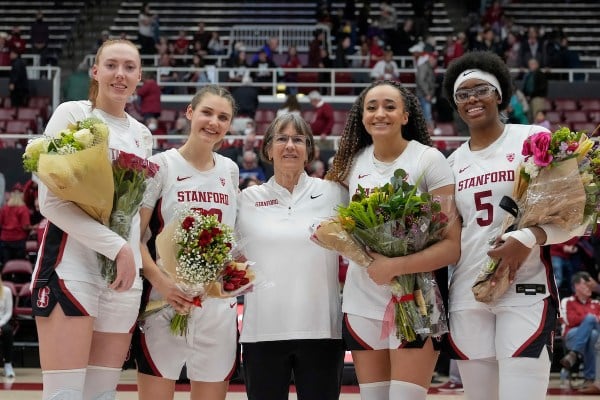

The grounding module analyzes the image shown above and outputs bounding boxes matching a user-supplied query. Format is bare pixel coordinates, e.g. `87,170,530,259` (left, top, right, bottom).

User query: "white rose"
24,137,49,158
73,128,93,147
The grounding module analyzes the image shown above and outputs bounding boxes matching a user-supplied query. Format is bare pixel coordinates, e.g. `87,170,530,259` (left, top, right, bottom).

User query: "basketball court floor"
0,369,598,399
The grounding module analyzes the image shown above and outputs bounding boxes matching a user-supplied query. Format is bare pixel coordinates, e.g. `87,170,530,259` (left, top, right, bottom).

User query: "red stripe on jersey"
140,331,163,377
447,332,469,360
57,278,89,315
513,298,548,357
224,360,236,381
541,246,559,305
344,314,373,350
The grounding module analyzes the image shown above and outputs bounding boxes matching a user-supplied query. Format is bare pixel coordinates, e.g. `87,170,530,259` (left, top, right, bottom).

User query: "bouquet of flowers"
148,209,249,336
473,127,600,303
98,150,159,283
313,168,452,341
22,118,113,224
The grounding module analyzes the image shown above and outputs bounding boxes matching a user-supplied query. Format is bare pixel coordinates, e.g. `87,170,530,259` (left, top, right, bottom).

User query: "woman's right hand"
110,243,137,292
155,274,194,315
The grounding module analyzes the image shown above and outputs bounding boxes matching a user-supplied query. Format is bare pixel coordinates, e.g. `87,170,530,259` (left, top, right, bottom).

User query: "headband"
453,69,502,100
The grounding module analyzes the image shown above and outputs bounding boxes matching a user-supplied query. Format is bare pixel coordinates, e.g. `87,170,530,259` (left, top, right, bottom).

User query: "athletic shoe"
437,381,464,391
560,351,578,369
3,363,15,378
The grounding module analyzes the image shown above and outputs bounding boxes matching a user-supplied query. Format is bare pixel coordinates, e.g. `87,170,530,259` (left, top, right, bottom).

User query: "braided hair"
325,80,431,183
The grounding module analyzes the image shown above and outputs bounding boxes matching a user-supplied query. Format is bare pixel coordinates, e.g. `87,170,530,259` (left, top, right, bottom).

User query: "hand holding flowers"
22,117,113,224
473,126,600,303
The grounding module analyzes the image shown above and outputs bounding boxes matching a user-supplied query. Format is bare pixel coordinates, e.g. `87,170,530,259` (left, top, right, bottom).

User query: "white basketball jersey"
448,124,554,312
342,141,454,320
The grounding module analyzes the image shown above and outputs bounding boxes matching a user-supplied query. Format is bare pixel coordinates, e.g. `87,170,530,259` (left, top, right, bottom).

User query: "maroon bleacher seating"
545,111,563,125
579,99,600,111
571,122,598,134
254,109,276,123
0,108,16,120
553,99,578,112
5,120,33,134
334,72,354,95
434,122,457,136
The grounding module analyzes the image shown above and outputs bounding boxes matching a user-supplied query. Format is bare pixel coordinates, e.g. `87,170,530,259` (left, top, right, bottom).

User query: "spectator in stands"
519,26,543,68
136,71,162,122
533,110,551,130
227,47,250,83
367,34,385,68
7,26,25,56
8,47,29,109
333,35,353,68
306,158,326,178
192,22,211,51
317,46,333,91
173,30,190,56
416,52,438,131
0,275,14,378
471,28,502,57
392,18,417,57
239,176,260,190
442,34,465,68
561,271,600,390
308,90,334,139
157,53,182,95
325,79,458,400
501,31,521,68
183,54,210,93
277,93,302,117
154,36,168,57
252,37,280,65
207,31,226,56
551,238,581,293
63,62,91,102
482,0,504,36
231,75,259,119
165,116,188,148
0,184,30,266
281,45,303,94
33,39,151,400
237,112,346,400
370,46,399,81
138,4,156,55
522,57,548,122
96,30,110,51
250,49,278,95
379,0,398,44
308,29,326,67
30,10,50,65
238,150,266,184
0,172,4,207
0,33,11,78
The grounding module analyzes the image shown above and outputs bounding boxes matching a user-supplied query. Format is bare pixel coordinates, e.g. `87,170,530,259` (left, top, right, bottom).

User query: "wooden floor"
0,369,598,399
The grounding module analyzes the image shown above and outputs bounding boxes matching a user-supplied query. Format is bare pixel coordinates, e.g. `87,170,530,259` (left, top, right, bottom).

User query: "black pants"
0,323,13,363
243,339,344,400
1,240,26,266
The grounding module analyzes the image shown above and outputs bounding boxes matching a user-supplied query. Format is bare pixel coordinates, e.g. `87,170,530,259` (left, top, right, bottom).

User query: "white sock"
42,368,86,400
389,380,428,400
498,352,551,400
82,365,122,400
359,381,390,400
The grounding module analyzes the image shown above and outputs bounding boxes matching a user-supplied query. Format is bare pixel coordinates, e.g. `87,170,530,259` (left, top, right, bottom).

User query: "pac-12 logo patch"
220,177,226,186
506,153,515,162
37,286,51,308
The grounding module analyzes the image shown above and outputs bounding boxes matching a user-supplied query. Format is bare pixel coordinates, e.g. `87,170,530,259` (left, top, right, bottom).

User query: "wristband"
501,228,537,248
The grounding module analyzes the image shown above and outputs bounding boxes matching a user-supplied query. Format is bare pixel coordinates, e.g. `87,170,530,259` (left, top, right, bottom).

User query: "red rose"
193,296,202,307
198,229,213,247
211,227,222,236
182,216,195,231
224,282,235,291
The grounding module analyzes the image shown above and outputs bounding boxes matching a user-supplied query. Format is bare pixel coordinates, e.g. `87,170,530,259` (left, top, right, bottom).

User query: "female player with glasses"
236,113,347,400
442,51,583,400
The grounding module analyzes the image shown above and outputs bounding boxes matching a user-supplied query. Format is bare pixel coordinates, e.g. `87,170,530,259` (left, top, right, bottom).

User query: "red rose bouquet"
98,150,159,283
151,209,237,336
473,127,599,303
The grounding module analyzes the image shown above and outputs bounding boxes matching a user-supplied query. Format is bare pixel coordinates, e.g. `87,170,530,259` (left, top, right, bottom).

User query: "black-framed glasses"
454,85,497,104
272,134,307,146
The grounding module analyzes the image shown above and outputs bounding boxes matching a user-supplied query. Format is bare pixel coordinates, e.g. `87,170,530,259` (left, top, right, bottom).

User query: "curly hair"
324,80,431,183
442,51,513,112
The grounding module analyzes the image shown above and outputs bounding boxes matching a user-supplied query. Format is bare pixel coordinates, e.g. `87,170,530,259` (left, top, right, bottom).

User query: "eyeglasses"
454,85,497,104
272,134,307,146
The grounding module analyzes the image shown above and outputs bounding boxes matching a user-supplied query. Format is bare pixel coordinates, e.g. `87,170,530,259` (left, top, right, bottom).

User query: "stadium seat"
579,99,600,111
571,122,598,134
296,72,319,95
563,110,589,125
5,120,33,134
434,122,457,136
331,121,346,135
13,284,33,318
160,108,178,122
333,110,348,123
545,111,563,125
0,108,15,120
1,259,33,292
334,72,354,95
553,99,578,112
254,109,275,123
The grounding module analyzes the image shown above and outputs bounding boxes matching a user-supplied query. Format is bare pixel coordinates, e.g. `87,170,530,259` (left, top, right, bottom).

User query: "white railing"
0,65,61,111
227,24,332,55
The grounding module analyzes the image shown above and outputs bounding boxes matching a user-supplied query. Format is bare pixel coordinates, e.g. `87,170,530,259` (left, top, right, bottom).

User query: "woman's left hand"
110,243,137,292
487,236,532,285
366,250,396,285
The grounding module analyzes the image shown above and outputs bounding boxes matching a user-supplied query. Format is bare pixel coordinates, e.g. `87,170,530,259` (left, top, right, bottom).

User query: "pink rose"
523,132,553,167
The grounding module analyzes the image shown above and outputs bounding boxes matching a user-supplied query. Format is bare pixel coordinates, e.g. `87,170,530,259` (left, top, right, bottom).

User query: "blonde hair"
88,39,141,108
